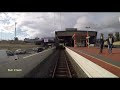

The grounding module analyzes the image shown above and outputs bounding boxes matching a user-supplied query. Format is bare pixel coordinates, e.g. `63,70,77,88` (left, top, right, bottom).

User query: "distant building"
55,28,97,47
41,37,55,47
65,28,77,31
24,37,40,43
41,37,55,42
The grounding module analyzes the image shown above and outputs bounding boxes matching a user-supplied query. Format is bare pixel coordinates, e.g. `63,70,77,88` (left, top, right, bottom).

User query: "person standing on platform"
107,34,114,54
99,33,104,54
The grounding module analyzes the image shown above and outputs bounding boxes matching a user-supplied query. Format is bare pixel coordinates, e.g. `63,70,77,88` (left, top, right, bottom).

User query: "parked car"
33,47,44,52
15,49,26,54
0,50,18,60
37,47,44,53
32,47,39,52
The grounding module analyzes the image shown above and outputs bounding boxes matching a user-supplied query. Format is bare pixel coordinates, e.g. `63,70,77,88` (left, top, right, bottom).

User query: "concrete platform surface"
68,47,120,77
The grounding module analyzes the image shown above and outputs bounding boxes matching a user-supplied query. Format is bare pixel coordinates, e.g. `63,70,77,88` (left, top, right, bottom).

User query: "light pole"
119,17,120,22
86,26,90,48
15,22,17,38
60,12,62,31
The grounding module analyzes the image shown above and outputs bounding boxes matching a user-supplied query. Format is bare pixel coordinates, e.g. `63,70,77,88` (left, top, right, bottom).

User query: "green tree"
14,37,18,41
119,34,120,40
115,32,119,41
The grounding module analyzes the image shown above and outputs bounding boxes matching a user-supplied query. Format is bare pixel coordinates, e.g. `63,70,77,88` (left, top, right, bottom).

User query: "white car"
15,49,26,54
32,47,39,51
0,50,18,60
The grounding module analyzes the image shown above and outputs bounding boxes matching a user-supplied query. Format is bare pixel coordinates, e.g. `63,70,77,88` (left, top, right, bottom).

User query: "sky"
0,12,120,40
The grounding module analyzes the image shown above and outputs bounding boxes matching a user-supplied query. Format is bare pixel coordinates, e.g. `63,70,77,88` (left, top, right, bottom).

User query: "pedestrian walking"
107,34,114,54
99,33,104,54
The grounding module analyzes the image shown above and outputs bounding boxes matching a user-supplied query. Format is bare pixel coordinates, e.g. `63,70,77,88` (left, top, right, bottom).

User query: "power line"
15,22,17,38
54,12,56,30
60,12,62,31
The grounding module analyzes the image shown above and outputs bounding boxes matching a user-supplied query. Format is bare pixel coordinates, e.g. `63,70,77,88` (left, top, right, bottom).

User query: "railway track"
49,49,78,78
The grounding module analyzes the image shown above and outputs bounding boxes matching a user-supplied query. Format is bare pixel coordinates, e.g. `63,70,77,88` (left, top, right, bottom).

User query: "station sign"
44,39,48,42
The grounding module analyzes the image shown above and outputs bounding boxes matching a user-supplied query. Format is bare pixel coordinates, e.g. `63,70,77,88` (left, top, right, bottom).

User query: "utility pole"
60,12,62,31
15,22,17,38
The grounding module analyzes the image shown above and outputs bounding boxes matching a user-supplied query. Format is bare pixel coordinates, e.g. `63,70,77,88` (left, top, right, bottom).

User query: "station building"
55,28,97,47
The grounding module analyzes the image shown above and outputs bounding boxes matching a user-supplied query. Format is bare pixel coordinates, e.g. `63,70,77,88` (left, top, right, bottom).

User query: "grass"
0,43,41,51
104,41,120,46
113,41,120,45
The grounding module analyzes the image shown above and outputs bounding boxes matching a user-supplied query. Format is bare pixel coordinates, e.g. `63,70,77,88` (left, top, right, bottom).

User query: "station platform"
67,47,120,77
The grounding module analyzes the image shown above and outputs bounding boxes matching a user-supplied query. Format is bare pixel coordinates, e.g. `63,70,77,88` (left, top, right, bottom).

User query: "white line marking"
23,53,39,59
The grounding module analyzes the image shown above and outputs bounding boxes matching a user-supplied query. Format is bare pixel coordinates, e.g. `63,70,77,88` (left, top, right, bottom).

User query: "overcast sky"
0,12,120,40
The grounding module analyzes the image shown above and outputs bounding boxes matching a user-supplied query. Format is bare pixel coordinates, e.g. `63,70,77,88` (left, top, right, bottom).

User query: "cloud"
74,13,120,39
0,12,120,40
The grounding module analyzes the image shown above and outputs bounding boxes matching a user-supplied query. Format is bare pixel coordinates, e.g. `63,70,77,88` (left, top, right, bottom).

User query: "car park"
32,47,44,53
0,50,18,60
37,47,44,53
32,47,39,52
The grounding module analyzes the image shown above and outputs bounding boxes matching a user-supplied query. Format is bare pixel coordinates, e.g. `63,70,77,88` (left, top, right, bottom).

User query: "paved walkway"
68,47,120,77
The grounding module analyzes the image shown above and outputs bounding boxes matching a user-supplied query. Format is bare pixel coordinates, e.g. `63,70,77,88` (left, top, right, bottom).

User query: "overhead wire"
54,12,58,40
60,12,62,31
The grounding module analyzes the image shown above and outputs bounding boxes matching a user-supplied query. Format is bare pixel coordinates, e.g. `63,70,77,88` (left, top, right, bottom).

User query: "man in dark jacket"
99,33,104,54
99,33,104,53
107,35,114,54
